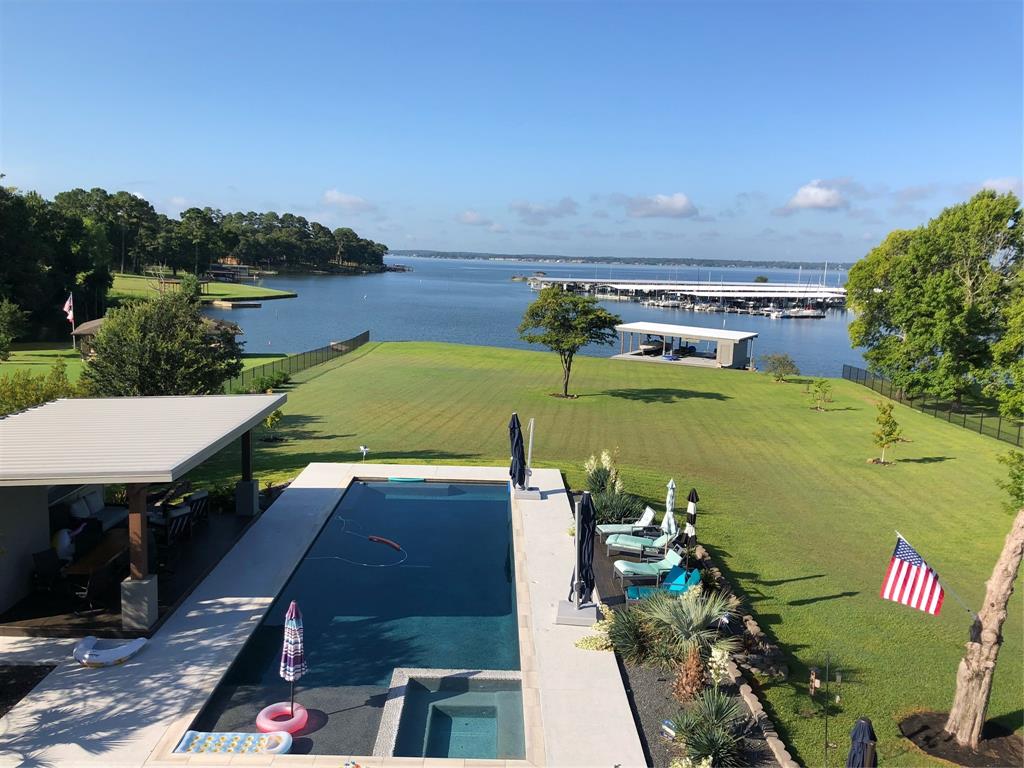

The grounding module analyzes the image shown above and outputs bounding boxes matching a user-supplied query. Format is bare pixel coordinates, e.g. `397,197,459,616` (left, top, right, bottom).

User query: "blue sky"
2,0,1021,261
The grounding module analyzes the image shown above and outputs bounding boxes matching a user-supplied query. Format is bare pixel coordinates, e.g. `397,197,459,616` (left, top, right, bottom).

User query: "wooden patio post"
127,483,149,579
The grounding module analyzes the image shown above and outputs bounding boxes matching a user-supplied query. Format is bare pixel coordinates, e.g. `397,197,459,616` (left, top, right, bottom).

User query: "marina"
528,275,844,318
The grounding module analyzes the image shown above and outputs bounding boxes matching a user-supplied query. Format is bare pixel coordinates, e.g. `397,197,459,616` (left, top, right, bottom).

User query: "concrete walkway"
0,464,645,767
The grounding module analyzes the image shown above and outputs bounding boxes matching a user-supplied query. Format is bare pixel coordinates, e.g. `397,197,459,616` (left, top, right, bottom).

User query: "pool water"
395,678,525,759
195,480,520,755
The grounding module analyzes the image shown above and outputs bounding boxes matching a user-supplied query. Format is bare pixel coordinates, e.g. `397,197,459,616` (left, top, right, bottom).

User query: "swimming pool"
194,480,521,756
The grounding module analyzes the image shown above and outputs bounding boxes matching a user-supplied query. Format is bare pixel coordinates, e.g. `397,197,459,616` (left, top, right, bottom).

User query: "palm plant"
671,687,746,767
636,589,740,667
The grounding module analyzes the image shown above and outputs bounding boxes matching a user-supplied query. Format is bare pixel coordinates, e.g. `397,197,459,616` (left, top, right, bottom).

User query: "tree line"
0,183,388,341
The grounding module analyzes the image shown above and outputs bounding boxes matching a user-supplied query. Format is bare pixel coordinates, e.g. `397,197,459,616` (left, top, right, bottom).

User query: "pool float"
175,729,292,754
72,635,147,668
256,701,308,734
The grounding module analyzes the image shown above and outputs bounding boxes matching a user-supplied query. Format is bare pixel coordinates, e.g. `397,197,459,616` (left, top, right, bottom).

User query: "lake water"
206,256,864,377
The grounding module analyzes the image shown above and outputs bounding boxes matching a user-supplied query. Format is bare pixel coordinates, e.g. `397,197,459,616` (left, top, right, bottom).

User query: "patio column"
236,428,259,516
127,483,149,579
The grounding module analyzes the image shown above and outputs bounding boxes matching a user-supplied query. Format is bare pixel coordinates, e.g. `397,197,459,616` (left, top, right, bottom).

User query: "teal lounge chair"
614,548,683,587
606,530,675,559
596,506,656,539
625,567,702,601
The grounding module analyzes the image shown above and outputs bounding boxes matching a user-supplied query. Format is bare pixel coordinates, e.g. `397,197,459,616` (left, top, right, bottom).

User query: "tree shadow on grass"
787,591,859,606
599,387,732,403
900,456,953,464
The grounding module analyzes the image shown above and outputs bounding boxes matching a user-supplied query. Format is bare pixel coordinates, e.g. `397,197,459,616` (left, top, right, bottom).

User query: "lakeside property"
109,273,297,304
188,341,1021,766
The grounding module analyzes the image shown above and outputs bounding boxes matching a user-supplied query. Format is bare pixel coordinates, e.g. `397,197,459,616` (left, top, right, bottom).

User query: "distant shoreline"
387,250,854,271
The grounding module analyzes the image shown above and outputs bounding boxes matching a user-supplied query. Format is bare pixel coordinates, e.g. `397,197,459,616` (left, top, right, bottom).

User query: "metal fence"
841,364,1023,447
225,330,370,393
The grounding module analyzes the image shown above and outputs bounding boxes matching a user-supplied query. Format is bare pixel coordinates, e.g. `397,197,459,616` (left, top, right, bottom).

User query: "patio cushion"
69,498,91,520
83,490,105,514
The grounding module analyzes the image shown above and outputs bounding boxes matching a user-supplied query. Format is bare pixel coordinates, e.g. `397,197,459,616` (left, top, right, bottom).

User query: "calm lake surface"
206,256,864,377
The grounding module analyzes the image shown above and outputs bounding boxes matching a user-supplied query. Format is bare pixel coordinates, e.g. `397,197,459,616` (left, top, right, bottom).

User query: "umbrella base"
513,487,543,500
554,600,600,626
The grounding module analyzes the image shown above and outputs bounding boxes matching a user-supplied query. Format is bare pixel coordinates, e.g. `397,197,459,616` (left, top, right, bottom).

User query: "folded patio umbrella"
279,600,307,716
682,488,699,568
662,479,678,538
508,413,527,490
569,491,596,605
845,717,877,767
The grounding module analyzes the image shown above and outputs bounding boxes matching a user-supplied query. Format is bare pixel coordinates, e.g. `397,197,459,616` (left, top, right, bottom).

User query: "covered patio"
614,320,758,369
0,394,285,635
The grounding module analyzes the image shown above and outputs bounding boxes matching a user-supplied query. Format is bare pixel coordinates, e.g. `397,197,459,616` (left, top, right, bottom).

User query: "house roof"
0,394,285,486
614,321,758,343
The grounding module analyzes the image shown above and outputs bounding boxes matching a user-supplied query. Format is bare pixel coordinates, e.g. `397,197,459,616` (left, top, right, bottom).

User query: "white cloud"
509,197,578,226
457,210,506,233
776,179,849,215
979,177,1023,195
616,192,698,219
323,189,377,213
169,195,188,207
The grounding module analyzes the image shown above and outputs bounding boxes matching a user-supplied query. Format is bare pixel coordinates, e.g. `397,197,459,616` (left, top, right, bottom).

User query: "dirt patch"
0,665,56,718
899,711,1023,768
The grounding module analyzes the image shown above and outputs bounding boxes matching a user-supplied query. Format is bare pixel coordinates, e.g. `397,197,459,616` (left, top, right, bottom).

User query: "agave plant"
671,687,746,768
636,589,740,666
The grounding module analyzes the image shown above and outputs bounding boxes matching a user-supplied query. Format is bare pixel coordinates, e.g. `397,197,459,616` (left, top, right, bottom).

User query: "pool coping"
0,464,644,767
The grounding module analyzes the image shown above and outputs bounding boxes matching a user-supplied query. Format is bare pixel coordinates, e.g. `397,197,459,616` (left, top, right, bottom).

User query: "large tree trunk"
943,508,1024,749
561,354,573,397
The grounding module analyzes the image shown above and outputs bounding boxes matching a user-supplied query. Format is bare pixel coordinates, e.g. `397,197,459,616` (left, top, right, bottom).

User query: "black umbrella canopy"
570,491,597,606
845,718,877,768
508,413,526,489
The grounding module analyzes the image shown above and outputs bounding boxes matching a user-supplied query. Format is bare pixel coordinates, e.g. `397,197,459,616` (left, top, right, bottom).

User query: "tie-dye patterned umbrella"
279,600,307,716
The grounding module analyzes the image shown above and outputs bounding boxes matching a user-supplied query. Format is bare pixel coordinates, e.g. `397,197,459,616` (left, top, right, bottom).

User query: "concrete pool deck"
0,464,645,767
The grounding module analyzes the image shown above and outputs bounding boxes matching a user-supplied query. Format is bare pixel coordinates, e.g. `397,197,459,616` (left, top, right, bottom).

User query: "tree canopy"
847,191,1022,404
518,286,621,397
80,277,243,396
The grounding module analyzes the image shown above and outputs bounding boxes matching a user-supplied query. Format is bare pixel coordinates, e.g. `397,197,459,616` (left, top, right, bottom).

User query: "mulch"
0,665,56,719
899,711,1024,768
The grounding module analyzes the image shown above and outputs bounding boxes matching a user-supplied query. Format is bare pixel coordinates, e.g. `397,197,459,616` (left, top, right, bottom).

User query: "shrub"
997,450,1024,513
593,489,645,525
575,603,614,651
0,360,77,417
606,605,656,664
584,449,623,494
760,352,800,382
671,688,746,768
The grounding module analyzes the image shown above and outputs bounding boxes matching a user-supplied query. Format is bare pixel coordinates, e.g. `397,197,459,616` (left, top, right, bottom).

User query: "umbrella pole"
290,680,295,716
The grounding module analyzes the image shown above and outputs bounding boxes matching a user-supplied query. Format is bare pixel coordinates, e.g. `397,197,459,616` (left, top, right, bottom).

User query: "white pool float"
72,635,147,668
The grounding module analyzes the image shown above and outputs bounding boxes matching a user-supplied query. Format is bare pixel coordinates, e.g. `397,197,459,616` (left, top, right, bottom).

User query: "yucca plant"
636,589,740,666
671,687,746,768
606,605,656,665
593,489,645,524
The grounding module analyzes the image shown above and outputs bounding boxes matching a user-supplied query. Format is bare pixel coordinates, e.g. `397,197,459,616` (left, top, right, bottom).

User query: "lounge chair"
614,548,683,587
606,530,675,559
68,488,129,532
596,506,656,539
625,566,702,601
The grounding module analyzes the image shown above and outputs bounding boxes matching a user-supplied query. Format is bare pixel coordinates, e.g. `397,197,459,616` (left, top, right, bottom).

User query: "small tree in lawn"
872,400,903,464
518,286,621,397
761,352,800,382
808,379,833,411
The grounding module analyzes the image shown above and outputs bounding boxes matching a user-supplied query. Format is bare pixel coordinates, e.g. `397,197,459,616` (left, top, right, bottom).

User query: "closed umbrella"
845,717,877,767
280,600,307,717
683,488,699,568
568,491,596,605
662,479,678,537
508,413,526,490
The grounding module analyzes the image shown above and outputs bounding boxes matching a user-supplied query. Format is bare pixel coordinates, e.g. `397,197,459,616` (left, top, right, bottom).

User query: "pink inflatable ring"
256,702,308,734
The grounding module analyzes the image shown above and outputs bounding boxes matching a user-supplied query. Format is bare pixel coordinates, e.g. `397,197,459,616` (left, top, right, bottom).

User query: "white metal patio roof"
0,394,286,486
615,321,758,343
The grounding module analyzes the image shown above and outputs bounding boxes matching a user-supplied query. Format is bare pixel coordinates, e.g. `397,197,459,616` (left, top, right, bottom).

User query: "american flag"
880,536,944,615
62,293,74,326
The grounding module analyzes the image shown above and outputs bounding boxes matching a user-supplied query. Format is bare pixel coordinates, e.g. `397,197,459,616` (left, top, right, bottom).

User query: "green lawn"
1,346,287,381
196,341,1021,765
110,273,296,302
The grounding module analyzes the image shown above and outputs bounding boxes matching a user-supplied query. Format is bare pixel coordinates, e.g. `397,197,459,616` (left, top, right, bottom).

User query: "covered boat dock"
614,321,758,369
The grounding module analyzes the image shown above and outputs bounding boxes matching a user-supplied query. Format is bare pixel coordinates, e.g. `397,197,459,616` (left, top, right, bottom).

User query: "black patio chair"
32,549,67,594
155,506,193,573
72,558,117,614
184,491,210,527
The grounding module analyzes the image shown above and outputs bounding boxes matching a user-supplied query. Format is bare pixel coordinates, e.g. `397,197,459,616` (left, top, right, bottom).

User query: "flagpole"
894,530,976,618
